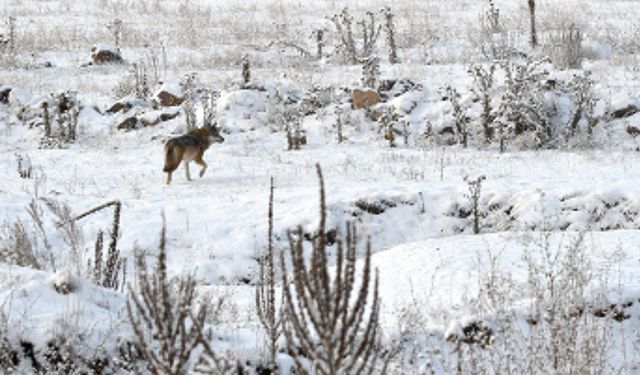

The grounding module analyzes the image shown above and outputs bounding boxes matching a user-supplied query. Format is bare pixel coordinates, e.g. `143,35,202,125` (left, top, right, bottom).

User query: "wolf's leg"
184,162,192,181
194,156,208,178
166,172,172,185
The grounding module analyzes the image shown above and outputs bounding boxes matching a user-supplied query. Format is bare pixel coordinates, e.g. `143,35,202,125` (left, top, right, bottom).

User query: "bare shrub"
381,6,398,64
107,18,123,48
0,16,17,66
469,63,496,144
126,215,212,375
75,200,125,291
361,56,380,88
181,73,198,131
256,178,282,371
493,58,551,151
201,89,219,129
329,8,381,64
545,24,584,69
528,0,538,48
380,107,400,148
280,164,384,374
15,153,32,179
0,219,40,269
0,311,17,370
443,85,470,147
313,29,325,60
484,0,500,34
113,54,160,100
522,234,610,373
266,89,306,150
38,91,80,148
241,55,250,85
565,71,598,139
464,175,486,235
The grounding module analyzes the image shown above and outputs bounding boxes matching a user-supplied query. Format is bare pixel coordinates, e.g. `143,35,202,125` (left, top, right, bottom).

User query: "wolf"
163,125,225,184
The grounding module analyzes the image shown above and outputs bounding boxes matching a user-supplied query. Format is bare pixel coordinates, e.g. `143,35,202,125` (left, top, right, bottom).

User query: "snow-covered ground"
2,0,640,373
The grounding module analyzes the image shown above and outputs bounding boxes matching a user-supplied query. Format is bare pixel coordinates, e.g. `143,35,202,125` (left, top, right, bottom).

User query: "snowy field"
2,0,640,373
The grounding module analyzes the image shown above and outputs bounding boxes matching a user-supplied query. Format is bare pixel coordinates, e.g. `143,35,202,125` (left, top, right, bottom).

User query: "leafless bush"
74,200,125,291
107,18,123,48
0,16,17,66
432,234,615,373
545,25,584,69
15,153,32,179
483,0,500,35
330,8,381,64
313,29,325,60
0,317,115,374
469,63,496,144
464,175,486,235
24,198,56,271
202,89,219,129
40,198,84,272
280,164,384,374
361,56,380,88
527,0,538,48
241,55,251,85
565,71,597,139
336,106,345,143
522,234,610,373
266,89,306,150
181,73,198,131
38,91,80,148
126,215,213,375
444,85,470,148
493,58,551,151
0,219,40,269
256,178,282,371
113,56,159,100
0,311,17,370
286,124,306,151
380,107,400,148
381,6,398,64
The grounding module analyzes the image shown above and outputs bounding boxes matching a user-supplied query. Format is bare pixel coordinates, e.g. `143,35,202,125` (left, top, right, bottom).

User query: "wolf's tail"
163,141,180,172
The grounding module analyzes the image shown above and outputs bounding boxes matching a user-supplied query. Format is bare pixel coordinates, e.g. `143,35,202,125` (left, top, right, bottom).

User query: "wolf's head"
205,125,225,144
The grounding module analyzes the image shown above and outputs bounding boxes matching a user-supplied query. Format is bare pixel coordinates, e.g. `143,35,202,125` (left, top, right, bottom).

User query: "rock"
139,116,160,127
446,320,493,347
155,90,184,107
0,86,11,104
117,116,139,130
611,104,639,119
139,109,180,127
153,81,184,107
90,43,124,64
159,111,180,122
106,96,150,114
106,101,132,114
118,109,180,130
627,125,640,137
351,89,381,109
377,79,417,100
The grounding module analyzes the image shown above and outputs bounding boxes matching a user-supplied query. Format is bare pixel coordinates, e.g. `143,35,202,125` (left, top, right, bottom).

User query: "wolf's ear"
209,122,221,134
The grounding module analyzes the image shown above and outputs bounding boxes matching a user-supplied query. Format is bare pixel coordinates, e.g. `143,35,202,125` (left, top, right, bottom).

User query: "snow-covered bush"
329,8,381,64
255,179,281,372
469,62,497,144
15,152,32,179
545,24,584,70
381,6,398,64
280,165,385,374
493,57,553,151
126,217,226,374
443,85,470,147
